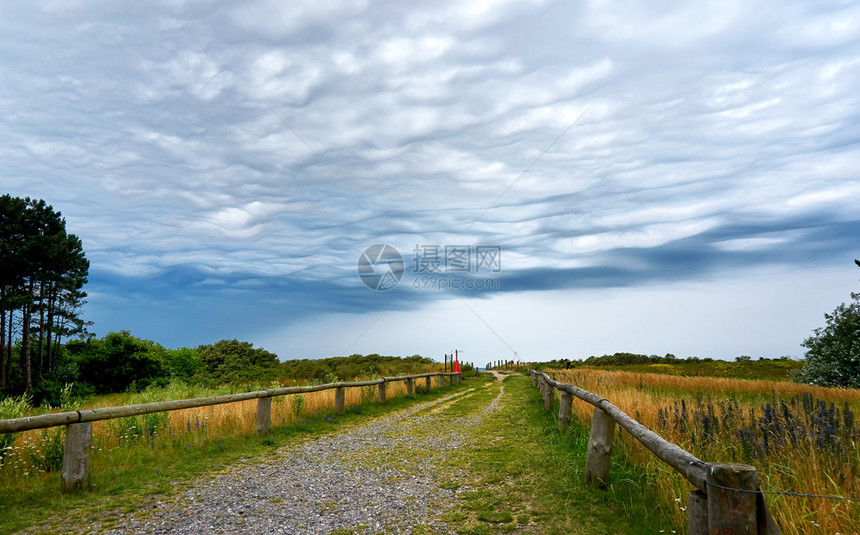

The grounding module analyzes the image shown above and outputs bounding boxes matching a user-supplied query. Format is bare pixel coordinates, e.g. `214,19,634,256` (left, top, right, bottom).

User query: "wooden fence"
487,360,524,371
530,369,781,535
0,371,461,492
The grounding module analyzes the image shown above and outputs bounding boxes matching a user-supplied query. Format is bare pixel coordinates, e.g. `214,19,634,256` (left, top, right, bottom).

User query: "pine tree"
0,195,89,393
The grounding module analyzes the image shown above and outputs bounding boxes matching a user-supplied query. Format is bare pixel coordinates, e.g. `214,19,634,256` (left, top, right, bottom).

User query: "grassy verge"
439,373,671,534
575,358,802,381
550,368,860,534
0,377,477,535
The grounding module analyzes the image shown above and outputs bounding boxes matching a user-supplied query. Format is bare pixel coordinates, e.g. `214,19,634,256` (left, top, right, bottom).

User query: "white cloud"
556,218,721,255
0,0,858,355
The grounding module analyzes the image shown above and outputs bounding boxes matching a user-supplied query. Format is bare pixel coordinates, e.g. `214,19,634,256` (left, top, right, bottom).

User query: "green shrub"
0,393,31,465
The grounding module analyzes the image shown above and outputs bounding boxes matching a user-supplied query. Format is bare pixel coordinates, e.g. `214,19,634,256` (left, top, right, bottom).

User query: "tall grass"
0,377,412,491
552,369,860,535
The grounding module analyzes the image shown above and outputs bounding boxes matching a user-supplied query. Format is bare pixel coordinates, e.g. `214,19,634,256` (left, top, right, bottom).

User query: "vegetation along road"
12,372,671,535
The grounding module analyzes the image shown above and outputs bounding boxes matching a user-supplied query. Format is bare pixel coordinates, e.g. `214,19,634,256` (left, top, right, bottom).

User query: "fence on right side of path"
529,369,781,535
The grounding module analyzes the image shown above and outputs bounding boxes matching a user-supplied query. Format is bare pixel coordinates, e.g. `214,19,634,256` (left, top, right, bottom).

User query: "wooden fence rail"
530,369,780,535
0,371,461,492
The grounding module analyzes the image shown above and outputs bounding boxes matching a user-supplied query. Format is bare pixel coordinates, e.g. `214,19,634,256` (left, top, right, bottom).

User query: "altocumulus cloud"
0,0,858,356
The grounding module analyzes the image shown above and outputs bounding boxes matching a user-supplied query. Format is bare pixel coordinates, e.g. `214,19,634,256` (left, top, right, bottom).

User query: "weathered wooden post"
531,370,538,388
335,386,345,415
584,407,615,488
425,376,432,391
448,374,454,387
706,463,759,534
438,374,444,387
687,490,708,535
542,377,554,412
378,381,386,404
406,378,414,396
61,422,92,492
256,397,272,435
558,389,573,430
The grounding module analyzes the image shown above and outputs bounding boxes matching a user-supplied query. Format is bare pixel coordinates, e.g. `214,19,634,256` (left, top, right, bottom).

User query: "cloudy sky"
2,0,859,365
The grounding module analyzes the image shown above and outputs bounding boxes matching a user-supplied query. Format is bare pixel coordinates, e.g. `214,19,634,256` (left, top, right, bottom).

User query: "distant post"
257,397,272,435
335,386,345,415
406,378,414,396
541,377,554,412
426,376,432,391
378,381,386,404
584,407,615,488
558,390,573,430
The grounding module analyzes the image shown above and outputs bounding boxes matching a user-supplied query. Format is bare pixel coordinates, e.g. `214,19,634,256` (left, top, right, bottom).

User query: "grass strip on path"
436,372,672,535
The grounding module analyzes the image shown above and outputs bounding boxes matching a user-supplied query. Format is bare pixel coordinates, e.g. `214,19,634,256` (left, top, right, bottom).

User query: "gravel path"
94,382,504,535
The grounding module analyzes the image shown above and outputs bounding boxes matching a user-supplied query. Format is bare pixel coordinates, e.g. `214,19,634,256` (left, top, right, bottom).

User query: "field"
548,368,860,535
576,357,803,382
2,366,857,534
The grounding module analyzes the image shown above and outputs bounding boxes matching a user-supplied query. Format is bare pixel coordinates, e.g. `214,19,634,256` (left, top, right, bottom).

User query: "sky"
1,0,859,365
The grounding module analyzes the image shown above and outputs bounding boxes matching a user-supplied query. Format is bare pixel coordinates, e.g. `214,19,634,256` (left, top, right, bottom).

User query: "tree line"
3,325,434,406
0,195,89,394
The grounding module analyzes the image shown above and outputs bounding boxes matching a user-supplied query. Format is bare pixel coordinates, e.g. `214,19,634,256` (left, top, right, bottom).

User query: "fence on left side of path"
0,371,463,493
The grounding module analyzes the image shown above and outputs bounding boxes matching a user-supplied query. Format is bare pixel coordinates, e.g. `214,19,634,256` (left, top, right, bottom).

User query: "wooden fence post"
706,463,759,534
438,374,444,387
335,387,345,415
448,374,454,387
426,376,432,391
61,422,92,493
558,390,573,430
531,371,538,388
688,490,708,535
406,378,414,396
542,378,554,412
378,382,386,404
584,407,615,488
256,397,272,435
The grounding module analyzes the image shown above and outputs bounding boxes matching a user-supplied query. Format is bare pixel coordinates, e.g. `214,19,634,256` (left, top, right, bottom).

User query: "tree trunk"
45,286,56,375
0,297,5,391
37,280,45,381
22,281,33,392
5,308,12,389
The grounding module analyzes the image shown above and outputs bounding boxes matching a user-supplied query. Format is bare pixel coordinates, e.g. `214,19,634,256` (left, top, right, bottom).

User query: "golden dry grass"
550,369,859,535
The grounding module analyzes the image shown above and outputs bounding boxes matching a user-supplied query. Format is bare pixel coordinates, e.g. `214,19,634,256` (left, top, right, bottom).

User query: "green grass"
0,377,476,535
442,373,672,534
